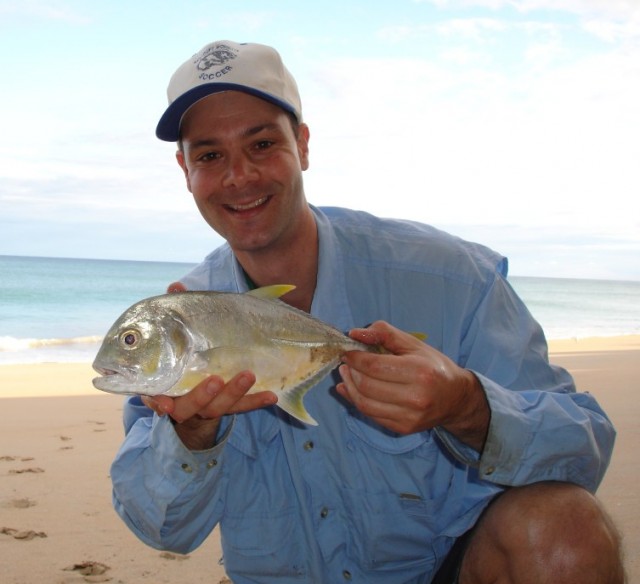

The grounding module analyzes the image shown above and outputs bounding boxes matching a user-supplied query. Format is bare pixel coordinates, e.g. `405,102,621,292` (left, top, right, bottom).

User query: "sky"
1,0,639,280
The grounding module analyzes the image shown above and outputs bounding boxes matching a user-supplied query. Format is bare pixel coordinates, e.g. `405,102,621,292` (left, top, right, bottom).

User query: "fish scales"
92,285,371,425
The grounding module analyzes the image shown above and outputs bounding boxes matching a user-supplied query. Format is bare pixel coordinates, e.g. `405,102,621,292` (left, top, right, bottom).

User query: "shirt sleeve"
435,274,616,493
111,396,234,553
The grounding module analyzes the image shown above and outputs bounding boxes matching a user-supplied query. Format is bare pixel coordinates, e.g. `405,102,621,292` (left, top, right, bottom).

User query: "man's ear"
175,149,192,192
297,123,310,171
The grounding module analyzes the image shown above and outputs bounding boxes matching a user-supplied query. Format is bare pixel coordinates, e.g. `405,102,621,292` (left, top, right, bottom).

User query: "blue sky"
1,0,638,280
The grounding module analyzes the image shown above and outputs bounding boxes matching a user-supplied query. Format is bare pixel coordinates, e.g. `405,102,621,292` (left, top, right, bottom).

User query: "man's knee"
460,481,625,584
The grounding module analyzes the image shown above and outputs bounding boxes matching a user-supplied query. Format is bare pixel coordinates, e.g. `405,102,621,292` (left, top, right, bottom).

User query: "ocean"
1,255,639,365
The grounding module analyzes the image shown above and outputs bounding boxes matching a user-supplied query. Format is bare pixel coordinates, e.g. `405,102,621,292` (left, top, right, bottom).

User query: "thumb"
349,321,424,355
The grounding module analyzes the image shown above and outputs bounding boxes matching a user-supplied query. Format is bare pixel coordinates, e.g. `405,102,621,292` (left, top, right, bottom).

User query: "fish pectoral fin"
246,284,296,300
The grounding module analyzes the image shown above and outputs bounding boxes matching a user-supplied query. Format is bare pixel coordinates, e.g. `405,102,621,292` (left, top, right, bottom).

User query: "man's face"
176,91,310,255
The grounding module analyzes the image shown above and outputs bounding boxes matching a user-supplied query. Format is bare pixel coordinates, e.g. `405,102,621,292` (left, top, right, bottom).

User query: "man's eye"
255,140,274,150
199,151,220,161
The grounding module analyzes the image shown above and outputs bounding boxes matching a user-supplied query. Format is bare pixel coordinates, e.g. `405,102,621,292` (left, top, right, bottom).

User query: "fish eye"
120,329,140,349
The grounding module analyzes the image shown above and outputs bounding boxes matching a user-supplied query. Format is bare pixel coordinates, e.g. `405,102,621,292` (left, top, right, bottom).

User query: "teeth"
230,197,268,211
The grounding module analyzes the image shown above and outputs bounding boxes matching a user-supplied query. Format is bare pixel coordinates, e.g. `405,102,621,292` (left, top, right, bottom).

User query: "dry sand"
1,336,638,582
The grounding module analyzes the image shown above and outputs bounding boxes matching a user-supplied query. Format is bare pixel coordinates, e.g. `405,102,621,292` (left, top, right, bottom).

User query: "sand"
1,336,638,582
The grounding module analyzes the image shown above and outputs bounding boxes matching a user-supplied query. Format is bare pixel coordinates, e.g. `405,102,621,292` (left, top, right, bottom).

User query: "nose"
221,152,259,189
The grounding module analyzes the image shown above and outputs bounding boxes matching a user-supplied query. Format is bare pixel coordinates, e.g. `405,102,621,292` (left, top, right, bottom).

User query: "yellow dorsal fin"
410,332,428,342
247,284,296,300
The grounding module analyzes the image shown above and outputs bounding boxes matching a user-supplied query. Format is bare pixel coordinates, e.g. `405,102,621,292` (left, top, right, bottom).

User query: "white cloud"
301,21,640,269
0,0,91,23
435,17,507,39
415,0,640,20
582,18,640,44
213,11,275,32
1,0,638,278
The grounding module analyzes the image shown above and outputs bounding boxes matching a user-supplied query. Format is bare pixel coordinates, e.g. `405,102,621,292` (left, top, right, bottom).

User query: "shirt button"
320,507,329,518
303,440,314,451
206,459,218,469
180,463,193,473
484,466,495,475
343,570,352,580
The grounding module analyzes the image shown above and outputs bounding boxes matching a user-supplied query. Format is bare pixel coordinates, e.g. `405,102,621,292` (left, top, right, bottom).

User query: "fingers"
143,372,278,424
342,349,422,387
337,365,425,434
170,376,228,423
348,320,425,354
337,364,399,410
167,281,187,293
197,372,278,421
337,362,424,410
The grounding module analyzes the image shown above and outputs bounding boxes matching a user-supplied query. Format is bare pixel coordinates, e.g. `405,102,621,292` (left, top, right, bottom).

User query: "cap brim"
155,83,298,141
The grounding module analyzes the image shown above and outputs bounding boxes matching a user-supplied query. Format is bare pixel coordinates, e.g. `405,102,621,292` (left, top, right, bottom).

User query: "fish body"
92,285,372,425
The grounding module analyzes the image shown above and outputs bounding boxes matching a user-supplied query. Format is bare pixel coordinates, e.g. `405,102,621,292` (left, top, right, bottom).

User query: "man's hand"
337,321,490,452
142,372,277,450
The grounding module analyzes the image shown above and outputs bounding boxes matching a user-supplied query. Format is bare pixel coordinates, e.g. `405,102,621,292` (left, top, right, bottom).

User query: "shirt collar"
309,206,355,333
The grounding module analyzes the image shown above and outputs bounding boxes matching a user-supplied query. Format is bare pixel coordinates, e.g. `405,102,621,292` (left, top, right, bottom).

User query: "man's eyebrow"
242,122,282,138
188,123,282,149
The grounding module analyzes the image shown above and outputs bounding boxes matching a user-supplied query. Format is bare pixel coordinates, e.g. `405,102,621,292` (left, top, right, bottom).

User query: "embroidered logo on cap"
195,43,238,71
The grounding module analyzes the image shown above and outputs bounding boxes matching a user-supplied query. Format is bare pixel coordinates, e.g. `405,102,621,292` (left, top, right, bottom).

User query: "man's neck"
235,221,319,313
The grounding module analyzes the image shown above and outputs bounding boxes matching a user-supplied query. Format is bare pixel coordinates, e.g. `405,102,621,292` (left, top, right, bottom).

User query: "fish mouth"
93,366,118,377
92,365,134,393
92,365,168,396
93,365,129,380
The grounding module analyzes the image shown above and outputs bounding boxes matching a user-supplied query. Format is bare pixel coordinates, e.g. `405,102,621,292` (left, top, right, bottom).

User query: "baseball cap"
156,40,302,142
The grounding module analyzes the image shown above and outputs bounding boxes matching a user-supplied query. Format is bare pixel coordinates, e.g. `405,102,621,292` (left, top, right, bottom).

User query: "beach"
1,336,638,582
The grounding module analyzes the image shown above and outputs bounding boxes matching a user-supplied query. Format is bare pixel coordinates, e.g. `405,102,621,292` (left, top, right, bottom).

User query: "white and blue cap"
156,40,302,142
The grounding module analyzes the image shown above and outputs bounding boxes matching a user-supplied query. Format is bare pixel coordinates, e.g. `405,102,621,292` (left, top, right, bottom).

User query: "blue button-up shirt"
112,206,615,583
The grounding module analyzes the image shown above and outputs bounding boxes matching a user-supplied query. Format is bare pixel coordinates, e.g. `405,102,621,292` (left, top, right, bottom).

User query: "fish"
92,285,378,426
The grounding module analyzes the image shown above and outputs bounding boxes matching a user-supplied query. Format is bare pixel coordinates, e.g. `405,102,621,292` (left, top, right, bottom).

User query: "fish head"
92,298,193,396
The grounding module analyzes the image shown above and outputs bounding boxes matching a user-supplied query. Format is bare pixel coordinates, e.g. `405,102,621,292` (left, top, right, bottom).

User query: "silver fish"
92,285,374,425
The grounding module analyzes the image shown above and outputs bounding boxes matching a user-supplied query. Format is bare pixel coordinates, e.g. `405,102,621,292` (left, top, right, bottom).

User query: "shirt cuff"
151,414,236,479
434,373,533,484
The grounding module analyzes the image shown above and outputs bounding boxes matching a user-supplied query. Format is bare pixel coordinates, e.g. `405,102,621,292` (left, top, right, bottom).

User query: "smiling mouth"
226,196,270,212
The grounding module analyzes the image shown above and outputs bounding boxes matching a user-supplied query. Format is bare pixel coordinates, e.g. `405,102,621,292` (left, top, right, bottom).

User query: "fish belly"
166,340,346,425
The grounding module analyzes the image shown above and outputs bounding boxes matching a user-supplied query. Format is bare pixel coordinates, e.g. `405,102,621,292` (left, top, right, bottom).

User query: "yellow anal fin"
275,358,342,426
277,384,318,426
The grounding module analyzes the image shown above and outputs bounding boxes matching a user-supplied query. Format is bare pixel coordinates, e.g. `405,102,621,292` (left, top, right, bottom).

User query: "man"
111,40,624,583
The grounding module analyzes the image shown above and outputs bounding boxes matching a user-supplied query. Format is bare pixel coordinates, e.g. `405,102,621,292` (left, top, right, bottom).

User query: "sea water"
1,256,196,364
1,255,639,364
510,276,640,341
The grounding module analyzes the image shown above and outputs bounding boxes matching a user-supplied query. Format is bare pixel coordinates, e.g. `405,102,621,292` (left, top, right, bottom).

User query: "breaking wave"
0,335,104,365
0,335,103,352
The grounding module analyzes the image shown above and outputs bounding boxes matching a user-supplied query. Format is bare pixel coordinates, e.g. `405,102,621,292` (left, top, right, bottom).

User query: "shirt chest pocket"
221,509,307,579
341,487,444,574
222,414,308,578
342,411,456,574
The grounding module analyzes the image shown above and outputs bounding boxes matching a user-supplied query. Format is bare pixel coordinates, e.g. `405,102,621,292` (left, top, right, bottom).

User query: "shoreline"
547,334,640,353
1,334,638,400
